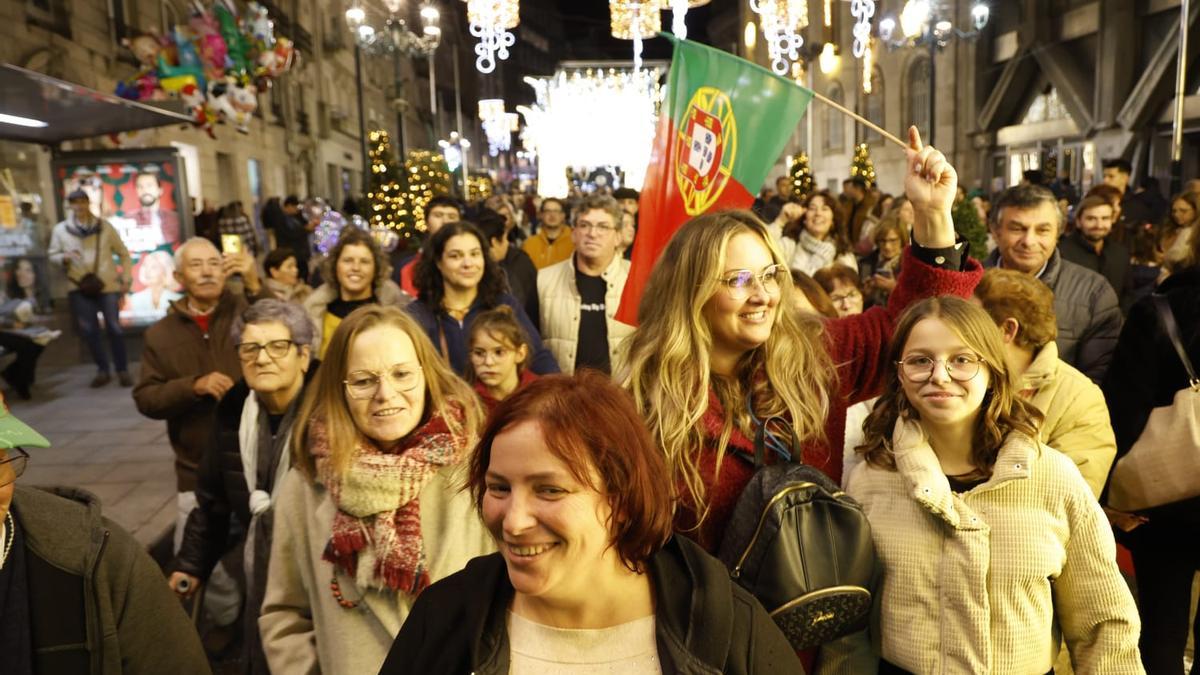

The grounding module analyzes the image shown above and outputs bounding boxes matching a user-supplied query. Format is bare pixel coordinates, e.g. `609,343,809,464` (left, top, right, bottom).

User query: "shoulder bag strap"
751,408,801,467
1153,293,1200,386
91,223,103,274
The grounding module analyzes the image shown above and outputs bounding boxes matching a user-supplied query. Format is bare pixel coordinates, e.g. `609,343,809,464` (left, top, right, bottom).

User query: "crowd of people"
0,128,1195,674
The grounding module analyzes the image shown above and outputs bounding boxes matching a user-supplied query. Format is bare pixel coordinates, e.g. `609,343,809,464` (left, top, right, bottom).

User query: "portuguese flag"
616,36,814,325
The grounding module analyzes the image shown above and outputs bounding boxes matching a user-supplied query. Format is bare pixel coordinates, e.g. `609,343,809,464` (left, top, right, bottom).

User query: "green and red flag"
616,36,814,325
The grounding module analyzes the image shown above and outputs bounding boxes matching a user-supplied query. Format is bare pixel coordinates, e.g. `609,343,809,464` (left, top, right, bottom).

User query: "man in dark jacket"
478,208,540,327
279,196,313,282
1058,195,1131,305
0,397,209,674
985,185,1122,383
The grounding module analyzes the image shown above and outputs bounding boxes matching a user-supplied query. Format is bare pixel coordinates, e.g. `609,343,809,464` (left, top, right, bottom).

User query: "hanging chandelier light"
478,98,512,156
464,0,519,74
609,1,661,71
656,0,710,40
749,0,809,76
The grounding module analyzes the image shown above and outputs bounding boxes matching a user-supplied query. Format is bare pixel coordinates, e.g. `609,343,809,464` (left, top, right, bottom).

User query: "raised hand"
904,126,957,248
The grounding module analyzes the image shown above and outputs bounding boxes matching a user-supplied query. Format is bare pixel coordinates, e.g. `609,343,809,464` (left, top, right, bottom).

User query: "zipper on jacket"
88,529,111,673
730,482,815,578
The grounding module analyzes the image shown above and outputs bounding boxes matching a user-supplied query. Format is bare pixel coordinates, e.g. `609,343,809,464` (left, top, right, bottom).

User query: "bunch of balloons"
115,0,298,136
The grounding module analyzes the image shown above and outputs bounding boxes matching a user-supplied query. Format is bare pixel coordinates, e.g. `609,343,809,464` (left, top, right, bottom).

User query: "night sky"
550,0,714,61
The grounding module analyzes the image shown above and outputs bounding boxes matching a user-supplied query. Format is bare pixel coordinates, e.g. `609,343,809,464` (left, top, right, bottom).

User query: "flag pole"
807,89,910,152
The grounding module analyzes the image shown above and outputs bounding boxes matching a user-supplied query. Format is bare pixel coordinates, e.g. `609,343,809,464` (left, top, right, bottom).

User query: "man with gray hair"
132,236,263,636
984,184,1122,383
169,298,317,673
537,194,634,374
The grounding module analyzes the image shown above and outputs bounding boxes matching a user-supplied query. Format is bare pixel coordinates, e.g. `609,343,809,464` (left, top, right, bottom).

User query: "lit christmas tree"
467,173,495,203
366,129,413,239
850,143,877,188
789,152,815,200
404,150,453,236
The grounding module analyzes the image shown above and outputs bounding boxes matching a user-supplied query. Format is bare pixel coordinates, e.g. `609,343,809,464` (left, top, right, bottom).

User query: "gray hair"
573,194,623,229
231,298,316,350
173,237,220,269
990,184,1063,231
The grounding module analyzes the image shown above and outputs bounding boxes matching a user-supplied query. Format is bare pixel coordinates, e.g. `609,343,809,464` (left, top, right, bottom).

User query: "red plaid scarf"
309,405,465,594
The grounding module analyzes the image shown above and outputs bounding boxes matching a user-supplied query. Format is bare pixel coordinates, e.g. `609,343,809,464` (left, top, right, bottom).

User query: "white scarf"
238,392,293,516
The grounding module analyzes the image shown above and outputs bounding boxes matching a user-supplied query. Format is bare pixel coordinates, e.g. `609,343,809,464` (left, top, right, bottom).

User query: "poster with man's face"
56,159,187,326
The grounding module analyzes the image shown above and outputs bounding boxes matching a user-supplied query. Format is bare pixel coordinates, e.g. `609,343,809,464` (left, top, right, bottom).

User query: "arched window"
907,56,931,141
825,83,845,153
864,66,884,144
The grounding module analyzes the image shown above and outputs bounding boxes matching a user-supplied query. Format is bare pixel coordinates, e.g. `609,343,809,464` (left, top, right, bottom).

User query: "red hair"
468,371,675,572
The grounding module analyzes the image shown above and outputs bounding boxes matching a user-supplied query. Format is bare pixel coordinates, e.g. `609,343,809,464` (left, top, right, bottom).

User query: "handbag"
1108,294,1200,512
72,228,105,299
716,415,878,651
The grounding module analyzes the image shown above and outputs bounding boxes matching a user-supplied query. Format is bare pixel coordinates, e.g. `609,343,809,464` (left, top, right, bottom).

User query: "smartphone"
221,234,243,254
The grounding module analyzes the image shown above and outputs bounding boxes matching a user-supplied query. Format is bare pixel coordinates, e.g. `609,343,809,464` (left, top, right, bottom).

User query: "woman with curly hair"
407,221,558,376
786,190,859,275
843,296,1140,673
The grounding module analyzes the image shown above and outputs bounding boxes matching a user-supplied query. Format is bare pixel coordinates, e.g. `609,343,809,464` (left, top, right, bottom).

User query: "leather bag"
1108,294,1200,512
72,229,105,299
716,416,878,651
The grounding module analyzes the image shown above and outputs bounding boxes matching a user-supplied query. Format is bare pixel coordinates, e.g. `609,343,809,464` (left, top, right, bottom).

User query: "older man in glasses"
0,395,208,673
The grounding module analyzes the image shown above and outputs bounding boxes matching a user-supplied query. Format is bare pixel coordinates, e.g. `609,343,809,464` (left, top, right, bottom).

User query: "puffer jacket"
14,485,210,674
986,249,1122,383
378,535,802,674
302,279,410,351
536,253,634,374
47,219,132,294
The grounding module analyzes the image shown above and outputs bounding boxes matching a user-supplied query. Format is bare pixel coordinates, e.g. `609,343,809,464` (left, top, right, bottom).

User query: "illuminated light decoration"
851,0,875,59
824,0,833,26
519,65,665,197
743,21,757,50
467,173,495,202
657,0,710,41
404,149,452,238
465,0,519,74
610,1,661,71
862,39,873,93
900,0,931,39
749,0,809,76
365,129,413,244
819,42,840,75
971,2,990,30
438,131,469,172
478,98,512,156
790,60,804,83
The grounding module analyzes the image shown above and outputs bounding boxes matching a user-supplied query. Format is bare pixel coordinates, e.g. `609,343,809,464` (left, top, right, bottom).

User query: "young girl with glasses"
467,306,537,412
840,296,1141,673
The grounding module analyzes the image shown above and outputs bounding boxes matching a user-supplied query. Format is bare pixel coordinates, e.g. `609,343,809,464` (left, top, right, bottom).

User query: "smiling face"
470,330,527,394
345,325,426,444
175,240,226,304
437,233,486,292
1077,203,1115,243
136,174,162,208
336,243,375,301
899,317,991,431
991,202,1060,275
240,321,308,398
805,195,834,239
702,232,780,371
482,419,616,606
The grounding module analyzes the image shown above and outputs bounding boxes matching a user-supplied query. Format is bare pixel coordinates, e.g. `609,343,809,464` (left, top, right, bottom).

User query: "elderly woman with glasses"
259,304,492,674
167,298,318,674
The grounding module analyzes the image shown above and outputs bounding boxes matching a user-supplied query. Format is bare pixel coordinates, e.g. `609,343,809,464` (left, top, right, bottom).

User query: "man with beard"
127,170,181,246
1059,195,1131,305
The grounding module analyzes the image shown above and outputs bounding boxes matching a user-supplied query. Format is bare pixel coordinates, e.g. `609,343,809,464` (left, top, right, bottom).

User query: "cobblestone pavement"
8,362,177,546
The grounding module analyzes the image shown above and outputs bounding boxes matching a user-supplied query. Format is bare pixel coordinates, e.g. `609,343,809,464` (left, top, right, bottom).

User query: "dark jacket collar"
12,486,105,577
166,289,240,324
984,248,1062,286
1158,265,1200,293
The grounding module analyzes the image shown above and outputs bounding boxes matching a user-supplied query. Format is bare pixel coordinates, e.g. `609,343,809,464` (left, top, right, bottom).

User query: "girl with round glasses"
259,305,492,674
842,296,1141,673
466,306,537,412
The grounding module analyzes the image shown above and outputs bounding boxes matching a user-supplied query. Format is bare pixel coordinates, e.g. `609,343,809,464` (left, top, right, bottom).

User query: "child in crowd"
466,306,537,412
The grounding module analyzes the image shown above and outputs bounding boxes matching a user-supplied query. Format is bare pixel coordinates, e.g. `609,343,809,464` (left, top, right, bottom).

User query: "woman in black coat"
1103,266,1200,675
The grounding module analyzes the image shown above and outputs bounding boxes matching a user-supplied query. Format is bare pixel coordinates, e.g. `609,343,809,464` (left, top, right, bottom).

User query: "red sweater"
677,246,984,553
473,370,539,414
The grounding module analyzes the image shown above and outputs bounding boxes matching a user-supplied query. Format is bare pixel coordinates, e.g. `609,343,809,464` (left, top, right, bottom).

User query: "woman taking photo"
259,305,493,674
379,371,801,674
844,296,1141,673
304,227,408,357
467,306,537,412
787,190,858,275
858,216,910,308
407,220,558,376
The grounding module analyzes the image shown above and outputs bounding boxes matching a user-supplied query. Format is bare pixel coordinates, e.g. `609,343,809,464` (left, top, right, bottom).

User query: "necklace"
0,511,13,570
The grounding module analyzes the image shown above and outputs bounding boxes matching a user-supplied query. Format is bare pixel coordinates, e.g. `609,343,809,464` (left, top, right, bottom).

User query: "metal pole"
393,47,408,156
1172,0,1190,195
429,52,438,142
928,38,937,147
355,43,370,189
454,48,468,197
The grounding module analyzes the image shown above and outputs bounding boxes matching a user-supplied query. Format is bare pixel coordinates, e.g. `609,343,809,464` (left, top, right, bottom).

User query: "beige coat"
259,465,494,674
837,421,1142,675
1019,341,1117,498
536,254,634,374
47,218,132,294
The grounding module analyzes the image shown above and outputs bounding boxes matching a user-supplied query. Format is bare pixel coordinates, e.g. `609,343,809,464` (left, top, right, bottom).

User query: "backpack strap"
1153,294,1200,388
750,404,801,467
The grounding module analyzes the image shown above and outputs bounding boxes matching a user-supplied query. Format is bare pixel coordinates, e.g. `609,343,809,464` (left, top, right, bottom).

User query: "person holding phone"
859,218,910,308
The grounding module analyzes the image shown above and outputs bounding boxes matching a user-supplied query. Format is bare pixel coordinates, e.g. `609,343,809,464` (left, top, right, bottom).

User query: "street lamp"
346,2,442,158
876,0,989,146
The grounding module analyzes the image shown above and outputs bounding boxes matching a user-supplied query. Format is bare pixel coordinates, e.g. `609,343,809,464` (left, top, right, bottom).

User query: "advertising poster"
54,149,192,327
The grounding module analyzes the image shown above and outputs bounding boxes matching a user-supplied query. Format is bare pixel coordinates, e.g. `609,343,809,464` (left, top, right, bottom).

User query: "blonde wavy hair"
857,296,1043,474
292,305,485,479
621,210,834,524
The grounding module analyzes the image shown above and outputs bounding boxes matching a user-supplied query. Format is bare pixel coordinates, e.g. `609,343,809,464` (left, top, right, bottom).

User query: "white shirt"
508,611,661,674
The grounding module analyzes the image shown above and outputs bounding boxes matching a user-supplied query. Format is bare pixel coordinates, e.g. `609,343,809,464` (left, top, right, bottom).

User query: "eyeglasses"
237,340,296,362
897,354,986,383
716,264,785,299
343,364,423,399
829,289,862,304
0,447,29,488
576,221,617,233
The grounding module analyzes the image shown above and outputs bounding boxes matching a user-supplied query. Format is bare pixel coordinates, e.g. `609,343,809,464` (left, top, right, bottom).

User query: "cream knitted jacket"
840,421,1142,675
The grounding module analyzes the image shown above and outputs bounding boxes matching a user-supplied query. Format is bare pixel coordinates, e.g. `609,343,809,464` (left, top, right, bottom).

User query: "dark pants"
67,291,127,373
1129,522,1200,675
0,331,44,396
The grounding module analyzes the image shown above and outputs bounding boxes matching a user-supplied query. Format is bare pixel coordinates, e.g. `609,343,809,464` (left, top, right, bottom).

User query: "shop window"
864,66,884,144
907,57,931,141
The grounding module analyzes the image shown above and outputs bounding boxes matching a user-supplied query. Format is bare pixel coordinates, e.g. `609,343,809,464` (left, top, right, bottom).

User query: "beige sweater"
838,421,1142,675
47,218,132,294
259,465,494,674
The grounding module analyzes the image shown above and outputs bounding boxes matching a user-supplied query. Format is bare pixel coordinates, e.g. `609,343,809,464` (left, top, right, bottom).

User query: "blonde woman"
845,296,1141,673
259,305,492,674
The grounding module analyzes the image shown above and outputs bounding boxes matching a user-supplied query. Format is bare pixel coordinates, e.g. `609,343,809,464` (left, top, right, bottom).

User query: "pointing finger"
908,125,924,153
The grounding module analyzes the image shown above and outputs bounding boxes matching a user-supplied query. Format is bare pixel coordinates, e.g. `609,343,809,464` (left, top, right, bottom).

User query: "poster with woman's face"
56,161,186,326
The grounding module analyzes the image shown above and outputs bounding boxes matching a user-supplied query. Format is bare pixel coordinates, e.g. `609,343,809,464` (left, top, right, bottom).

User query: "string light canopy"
609,1,661,71
464,0,519,73
749,0,809,76
657,0,710,40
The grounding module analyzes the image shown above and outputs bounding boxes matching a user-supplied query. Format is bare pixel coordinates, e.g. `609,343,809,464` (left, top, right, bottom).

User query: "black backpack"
716,417,878,651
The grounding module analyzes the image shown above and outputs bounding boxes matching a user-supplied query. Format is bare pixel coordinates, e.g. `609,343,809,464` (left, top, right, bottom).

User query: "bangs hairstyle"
469,371,674,572
466,306,532,383
803,190,853,255
319,227,392,296
291,304,484,479
857,296,1043,473
622,210,834,525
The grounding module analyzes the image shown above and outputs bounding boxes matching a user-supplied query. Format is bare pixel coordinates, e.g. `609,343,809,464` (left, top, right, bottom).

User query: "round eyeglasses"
716,264,785,299
343,364,423,400
236,340,296,362
897,354,985,383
